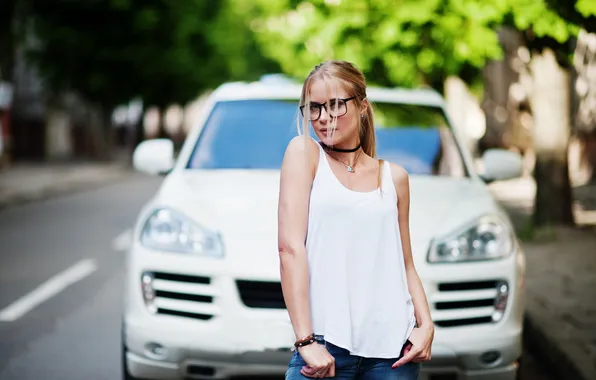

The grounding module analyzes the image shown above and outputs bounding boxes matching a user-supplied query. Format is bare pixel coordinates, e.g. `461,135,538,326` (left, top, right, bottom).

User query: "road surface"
0,174,553,379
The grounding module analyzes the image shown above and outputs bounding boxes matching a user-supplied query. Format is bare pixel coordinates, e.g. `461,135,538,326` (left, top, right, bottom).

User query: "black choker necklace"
320,142,361,153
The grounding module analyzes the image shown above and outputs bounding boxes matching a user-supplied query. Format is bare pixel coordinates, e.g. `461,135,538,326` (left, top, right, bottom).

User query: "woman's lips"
319,128,337,136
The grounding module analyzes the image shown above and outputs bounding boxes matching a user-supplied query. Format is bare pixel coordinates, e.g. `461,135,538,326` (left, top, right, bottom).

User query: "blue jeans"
285,336,420,380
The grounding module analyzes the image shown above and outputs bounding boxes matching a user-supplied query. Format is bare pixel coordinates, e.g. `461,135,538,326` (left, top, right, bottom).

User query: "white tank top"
306,142,416,358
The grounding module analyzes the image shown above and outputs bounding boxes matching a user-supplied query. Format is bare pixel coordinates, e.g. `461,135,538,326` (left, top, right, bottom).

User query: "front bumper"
124,343,519,380
420,363,519,380
125,349,290,380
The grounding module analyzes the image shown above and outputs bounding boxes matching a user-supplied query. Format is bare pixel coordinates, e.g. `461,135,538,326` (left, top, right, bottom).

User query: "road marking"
0,259,98,322
112,229,132,251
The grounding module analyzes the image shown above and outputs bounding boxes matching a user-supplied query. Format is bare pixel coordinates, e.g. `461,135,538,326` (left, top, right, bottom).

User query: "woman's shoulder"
385,161,409,189
285,135,320,154
282,135,320,175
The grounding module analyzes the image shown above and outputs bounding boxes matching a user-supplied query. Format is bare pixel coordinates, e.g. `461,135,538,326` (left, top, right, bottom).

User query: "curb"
0,170,131,212
522,314,587,380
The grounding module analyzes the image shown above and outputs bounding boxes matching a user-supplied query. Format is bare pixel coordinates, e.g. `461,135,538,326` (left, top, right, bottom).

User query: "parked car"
122,75,526,380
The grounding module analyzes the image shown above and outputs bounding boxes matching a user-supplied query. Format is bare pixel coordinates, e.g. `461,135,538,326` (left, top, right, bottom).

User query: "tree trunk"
572,29,596,184
444,75,485,157
45,105,73,160
86,104,113,160
580,130,596,183
530,48,574,227
479,27,525,152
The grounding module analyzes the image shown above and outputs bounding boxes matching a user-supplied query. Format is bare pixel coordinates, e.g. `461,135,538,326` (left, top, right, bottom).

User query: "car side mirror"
132,138,174,176
481,149,523,183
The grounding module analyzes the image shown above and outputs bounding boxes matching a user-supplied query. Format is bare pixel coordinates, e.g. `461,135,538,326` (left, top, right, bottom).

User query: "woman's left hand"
391,324,434,369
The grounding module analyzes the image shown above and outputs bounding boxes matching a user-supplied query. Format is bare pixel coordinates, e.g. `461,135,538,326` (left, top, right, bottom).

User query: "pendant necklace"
329,149,361,173
320,142,362,173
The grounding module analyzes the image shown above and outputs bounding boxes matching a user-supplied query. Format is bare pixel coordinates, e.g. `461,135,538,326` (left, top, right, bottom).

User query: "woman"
277,60,434,379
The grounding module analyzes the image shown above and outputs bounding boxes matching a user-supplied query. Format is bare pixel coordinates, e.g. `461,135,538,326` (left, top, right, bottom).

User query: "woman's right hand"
297,343,336,378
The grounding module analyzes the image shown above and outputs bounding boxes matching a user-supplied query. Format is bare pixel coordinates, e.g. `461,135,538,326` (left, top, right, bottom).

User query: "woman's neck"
321,143,363,166
320,141,361,153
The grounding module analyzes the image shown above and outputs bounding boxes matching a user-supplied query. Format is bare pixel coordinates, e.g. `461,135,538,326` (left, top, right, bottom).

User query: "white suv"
122,75,526,380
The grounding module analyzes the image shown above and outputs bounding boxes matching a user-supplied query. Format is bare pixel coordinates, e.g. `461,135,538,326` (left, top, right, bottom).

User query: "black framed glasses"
299,96,357,121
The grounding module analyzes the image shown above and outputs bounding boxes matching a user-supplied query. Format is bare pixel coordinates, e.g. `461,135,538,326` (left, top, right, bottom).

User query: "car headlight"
428,215,514,263
140,208,224,257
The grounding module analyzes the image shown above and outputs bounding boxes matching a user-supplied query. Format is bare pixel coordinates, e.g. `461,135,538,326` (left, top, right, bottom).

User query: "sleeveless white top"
306,142,416,358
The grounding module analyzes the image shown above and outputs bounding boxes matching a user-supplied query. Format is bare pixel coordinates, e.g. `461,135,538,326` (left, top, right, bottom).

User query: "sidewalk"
488,177,596,380
0,161,133,210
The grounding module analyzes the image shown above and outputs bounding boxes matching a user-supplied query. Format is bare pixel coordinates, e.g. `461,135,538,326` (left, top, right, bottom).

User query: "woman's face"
307,78,361,147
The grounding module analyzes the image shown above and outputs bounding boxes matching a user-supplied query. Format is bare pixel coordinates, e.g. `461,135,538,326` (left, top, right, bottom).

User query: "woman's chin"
317,133,340,146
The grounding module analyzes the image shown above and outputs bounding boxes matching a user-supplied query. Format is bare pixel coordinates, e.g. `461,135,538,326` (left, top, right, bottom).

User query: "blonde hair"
297,60,384,188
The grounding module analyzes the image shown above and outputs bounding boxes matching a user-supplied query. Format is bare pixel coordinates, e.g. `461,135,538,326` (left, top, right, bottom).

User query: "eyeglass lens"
308,99,347,121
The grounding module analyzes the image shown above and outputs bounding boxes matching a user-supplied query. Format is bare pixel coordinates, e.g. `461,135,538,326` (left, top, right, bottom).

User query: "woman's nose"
319,106,329,122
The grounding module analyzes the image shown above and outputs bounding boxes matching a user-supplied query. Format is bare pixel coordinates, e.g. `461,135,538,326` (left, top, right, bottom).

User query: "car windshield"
187,99,468,177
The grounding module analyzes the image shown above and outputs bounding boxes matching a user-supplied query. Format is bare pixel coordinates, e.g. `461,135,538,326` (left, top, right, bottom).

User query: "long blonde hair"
297,60,384,188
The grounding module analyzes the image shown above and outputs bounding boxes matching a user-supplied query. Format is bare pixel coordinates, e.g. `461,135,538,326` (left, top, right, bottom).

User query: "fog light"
492,281,508,322
141,272,157,313
480,350,501,365
145,342,168,359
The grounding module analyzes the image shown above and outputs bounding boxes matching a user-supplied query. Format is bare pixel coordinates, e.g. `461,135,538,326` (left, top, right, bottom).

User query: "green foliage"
576,0,596,19
21,0,279,109
510,0,578,42
544,0,596,32
0,0,17,80
243,0,589,91
207,0,281,83
14,0,595,110
21,0,219,108
246,0,512,90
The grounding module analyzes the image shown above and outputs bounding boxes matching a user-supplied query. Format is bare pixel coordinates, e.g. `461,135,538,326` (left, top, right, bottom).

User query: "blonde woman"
277,61,434,379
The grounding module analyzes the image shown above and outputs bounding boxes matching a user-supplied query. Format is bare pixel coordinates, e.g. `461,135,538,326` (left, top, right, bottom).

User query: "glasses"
299,96,357,121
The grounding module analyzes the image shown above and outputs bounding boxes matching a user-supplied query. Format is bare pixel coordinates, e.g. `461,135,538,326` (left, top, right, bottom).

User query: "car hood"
148,170,505,275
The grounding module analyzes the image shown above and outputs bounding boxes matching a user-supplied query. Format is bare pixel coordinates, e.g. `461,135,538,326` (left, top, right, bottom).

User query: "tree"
247,0,508,90
572,30,596,184
21,0,282,109
245,0,583,228
21,0,222,110
0,0,18,82
545,0,596,184
13,0,281,155
516,0,596,226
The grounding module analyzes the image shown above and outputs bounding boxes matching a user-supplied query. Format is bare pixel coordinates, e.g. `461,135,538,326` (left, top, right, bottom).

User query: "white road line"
112,229,132,251
0,259,98,322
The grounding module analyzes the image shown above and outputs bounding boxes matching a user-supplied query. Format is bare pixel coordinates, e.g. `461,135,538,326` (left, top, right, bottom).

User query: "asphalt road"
0,174,554,380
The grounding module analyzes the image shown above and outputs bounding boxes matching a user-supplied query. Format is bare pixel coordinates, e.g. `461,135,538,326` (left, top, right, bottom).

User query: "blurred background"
1,0,596,224
0,1,594,379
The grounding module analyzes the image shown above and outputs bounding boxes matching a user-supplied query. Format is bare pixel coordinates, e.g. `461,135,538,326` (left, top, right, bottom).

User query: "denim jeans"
285,336,420,380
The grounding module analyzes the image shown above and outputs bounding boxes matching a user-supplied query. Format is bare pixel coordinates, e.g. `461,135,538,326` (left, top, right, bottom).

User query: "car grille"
145,273,507,327
432,280,507,327
146,272,217,320
236,280,286,309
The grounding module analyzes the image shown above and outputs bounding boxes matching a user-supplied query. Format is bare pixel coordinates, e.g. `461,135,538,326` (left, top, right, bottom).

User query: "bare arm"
390,163,433,368
278,137,336,377
391,164,433,332
278,136,317,340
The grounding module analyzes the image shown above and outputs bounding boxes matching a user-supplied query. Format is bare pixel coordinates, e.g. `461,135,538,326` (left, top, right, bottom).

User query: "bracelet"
291,333,316,351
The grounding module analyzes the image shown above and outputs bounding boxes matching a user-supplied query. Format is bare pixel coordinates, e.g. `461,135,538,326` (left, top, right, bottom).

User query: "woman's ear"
360,98,369,115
